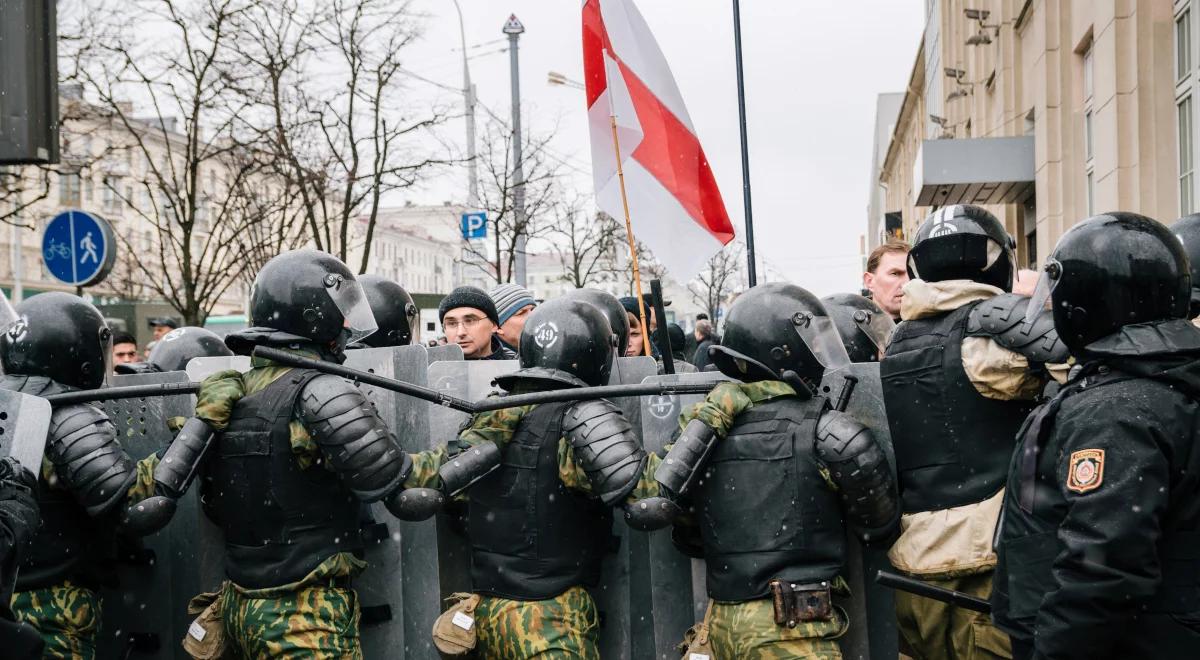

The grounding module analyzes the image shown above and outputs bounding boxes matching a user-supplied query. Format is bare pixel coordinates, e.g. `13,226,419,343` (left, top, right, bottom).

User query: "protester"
112,332,139,370
692,319,717,370
863,240,910,322
148,317,179,341
489,283,537,351
439,286,517,361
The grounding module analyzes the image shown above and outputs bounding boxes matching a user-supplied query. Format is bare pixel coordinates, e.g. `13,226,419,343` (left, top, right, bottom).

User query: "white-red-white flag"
583,0,735,280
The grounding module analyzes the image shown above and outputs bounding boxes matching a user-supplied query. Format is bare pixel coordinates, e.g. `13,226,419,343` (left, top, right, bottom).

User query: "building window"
103,175,122,214
1180,8,1193,82
1181,95,1195,215
1083,43,1095,216
59,171,81,206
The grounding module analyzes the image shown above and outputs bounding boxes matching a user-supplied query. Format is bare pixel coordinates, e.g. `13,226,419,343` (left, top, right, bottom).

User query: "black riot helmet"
0,292,113,390
146,326,233,372
357,274,419,348
248,250,377,349
560,288,630,357
820,293,896,363
494,298,615,391
1027,212,1190,355
908,204,1016,291
1172,213,1200,318
710,283,850,391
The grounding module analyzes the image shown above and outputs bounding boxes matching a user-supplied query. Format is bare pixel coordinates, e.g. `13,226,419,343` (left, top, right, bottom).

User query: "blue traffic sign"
42,210,116,287
461,211,487,240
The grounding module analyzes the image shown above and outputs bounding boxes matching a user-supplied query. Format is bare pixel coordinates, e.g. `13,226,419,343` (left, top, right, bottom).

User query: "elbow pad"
47,404,136,517
968,293,1070,364
654,419,718,498
814,409,899,543
562,399,646,507
439,440,502,496
298,375,408,502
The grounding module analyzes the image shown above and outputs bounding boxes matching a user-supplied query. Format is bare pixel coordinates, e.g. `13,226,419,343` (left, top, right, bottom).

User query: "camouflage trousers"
219,579,363,659
9,581,102,660
703,597,847,659
895,571,1011,660
473,586,600,659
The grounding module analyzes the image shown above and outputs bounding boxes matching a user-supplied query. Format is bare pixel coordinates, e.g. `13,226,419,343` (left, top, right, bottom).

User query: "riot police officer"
821,293,896,362
879,205,1067,660
160,250,411,658
114,325,233,374
356,274,419,348
659,283,899,658
560,288,630,357
991,212,1200,659
0,457,42,659
0,292,172,658
1171,212,1200,323
402,298,668,658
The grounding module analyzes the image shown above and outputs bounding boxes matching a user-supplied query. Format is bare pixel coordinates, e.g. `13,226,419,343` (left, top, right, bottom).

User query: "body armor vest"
468,402,613,600
696,396,845,602
993,371,1200,632
201,369,363,589
881,302,1035,513
0,377,114,592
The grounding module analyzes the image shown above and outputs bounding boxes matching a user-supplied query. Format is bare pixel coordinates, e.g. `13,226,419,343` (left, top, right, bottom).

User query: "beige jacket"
889,279,1054,578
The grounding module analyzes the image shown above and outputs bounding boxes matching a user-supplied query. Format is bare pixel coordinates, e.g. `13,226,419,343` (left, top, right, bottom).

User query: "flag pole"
610,114,654,358
732,0,757,287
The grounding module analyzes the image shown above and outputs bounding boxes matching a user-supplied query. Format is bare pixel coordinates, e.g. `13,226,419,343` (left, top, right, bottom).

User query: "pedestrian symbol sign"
41,210,116,287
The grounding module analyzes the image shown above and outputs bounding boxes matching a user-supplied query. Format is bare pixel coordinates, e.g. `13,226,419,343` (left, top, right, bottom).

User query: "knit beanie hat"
438,286,499,326
489,283,537,326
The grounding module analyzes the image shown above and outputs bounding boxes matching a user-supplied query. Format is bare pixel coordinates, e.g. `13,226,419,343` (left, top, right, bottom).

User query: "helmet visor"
793,312,852,371
1024,258,1063,324
97,324,114,388
327,276,378,346
853,308,896,354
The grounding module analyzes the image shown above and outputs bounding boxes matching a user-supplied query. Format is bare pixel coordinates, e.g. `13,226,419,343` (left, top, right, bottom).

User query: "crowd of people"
0,203,1198,659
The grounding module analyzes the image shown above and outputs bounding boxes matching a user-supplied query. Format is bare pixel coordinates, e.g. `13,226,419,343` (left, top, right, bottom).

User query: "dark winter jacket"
473,335,517,361
992,319,1200,659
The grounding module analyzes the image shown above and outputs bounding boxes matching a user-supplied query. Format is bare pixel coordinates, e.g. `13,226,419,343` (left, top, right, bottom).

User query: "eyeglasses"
443,316,485,332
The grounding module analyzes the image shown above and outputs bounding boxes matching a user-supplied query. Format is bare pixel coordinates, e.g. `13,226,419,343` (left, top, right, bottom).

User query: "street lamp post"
451,0,478,209
503,14,527,287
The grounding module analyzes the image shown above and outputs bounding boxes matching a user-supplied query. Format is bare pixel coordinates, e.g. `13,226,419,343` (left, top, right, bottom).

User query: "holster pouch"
181,583,231,660
769,579,833,628
432,592,482,658
676,600,715,660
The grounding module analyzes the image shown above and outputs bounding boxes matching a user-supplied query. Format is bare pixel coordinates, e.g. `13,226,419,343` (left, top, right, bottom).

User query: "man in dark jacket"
440,286,517,360
691,319,716,370
992,212,1200,659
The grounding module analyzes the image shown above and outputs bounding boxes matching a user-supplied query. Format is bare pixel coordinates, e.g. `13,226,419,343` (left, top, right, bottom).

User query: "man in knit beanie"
488,283,538,351
438,286,517,360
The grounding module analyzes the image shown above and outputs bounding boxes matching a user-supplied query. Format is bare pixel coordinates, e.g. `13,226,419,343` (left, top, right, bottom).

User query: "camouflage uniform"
190,355,366,658
674,380,853,659
10,581,101,660
219,554,366,660
469,586,600,660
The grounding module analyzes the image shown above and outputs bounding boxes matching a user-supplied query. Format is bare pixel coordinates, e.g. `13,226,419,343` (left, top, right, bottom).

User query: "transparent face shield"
324,273,379,346
0,289,15,376
853,308,896,354
97,325,114,388
405,301,420,344
1024,258,1063,324
791,311,853,372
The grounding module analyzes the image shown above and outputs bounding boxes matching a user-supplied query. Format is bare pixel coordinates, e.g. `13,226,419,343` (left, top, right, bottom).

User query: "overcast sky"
401,1,925,296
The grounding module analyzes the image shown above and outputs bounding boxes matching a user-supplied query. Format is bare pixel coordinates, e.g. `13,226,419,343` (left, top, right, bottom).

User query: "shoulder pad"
967,294,1070,364
47,404,136,516
814,408,900,543
563,398,646,506
298,374,406,502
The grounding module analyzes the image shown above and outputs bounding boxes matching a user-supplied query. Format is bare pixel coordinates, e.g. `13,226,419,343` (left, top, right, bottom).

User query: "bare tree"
546,201,621,289
61,0,296,324
228,0,451,272
689,242,744,320
462,116,563,284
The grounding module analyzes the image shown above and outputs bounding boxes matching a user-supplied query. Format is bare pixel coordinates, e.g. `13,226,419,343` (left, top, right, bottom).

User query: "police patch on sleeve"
1066,448,1105,494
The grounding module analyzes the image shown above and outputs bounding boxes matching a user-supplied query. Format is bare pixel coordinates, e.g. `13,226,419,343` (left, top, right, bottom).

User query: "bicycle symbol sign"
41,210,116,287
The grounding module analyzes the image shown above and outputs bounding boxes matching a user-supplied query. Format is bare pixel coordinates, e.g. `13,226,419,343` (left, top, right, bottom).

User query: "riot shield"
343,344,450,660
820,362,897,660
0,388,51,470
596,356,657,659
95,371,200,660
635,370,727,658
